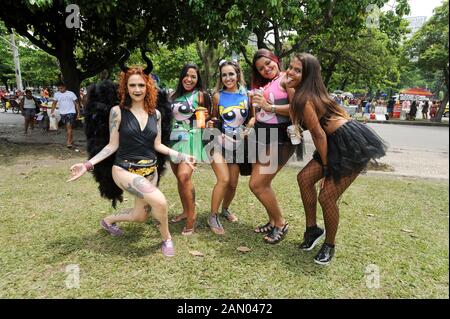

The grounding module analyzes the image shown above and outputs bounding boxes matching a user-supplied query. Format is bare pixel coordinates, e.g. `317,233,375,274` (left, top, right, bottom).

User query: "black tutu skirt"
313,120,387,181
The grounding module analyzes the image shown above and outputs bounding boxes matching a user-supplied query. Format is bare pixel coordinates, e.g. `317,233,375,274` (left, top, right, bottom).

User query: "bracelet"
84,161,94,172
271,105,276,113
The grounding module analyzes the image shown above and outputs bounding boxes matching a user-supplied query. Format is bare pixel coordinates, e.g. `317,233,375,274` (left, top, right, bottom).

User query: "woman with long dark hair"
249,49,297,244
286,52,387,265
169,63,211,235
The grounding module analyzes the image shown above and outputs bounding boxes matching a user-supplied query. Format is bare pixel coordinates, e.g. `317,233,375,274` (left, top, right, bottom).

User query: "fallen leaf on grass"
401,229,414,233
409,234,419,238
189,251,204,257
237,246,251,253
367,214,375,217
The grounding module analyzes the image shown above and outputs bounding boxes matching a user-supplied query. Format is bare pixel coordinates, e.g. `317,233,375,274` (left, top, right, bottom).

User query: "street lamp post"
10,30,23,91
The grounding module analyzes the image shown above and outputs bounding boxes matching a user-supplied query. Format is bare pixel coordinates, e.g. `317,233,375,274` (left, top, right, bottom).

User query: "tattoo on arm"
91,148,113,163
109,110,118,132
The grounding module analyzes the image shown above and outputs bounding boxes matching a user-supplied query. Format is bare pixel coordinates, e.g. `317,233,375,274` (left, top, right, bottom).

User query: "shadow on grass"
45,225,161,261
167,210,328,276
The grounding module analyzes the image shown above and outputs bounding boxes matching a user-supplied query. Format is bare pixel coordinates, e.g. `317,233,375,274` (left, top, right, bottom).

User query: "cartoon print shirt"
217,90,249,150
255,74,290,124
171,90,200,130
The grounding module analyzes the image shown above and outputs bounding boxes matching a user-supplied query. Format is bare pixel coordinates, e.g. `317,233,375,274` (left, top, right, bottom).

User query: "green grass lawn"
0,142,448,298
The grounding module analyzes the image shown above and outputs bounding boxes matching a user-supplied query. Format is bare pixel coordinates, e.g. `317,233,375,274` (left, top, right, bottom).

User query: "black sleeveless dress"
114,108,158,175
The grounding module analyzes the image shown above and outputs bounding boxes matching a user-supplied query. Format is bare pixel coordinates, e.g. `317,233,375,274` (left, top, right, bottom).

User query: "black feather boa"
84,80,172,208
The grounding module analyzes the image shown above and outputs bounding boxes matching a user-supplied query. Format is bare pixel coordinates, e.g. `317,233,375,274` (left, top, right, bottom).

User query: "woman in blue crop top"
68,67,195,257
205,60,255,235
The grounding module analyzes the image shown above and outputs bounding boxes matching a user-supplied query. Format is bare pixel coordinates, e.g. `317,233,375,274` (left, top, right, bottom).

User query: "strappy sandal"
181,219,197,236
181,226,195,236
254,222,275,234
264,223,289,244
170,213,187,224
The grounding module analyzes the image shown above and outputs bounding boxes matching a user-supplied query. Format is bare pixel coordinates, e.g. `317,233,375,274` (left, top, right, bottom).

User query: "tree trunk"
431,67,449,122
55,27,80,98
339,75,349,91
431,90,448,122
324,55,340,87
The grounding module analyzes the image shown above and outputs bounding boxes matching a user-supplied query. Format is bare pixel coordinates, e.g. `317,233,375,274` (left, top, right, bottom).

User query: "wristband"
84,161,94,172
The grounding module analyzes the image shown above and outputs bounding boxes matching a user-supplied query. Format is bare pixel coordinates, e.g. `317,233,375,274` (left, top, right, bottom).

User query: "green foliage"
151,44,201,89
404,0,449,119
0,143,448,298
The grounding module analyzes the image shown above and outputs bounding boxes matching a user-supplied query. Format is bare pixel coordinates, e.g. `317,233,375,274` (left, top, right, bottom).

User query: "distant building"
405,16,427,39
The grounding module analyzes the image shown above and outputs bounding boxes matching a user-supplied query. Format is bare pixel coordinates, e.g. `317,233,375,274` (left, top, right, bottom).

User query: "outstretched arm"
68,106,121,181
153,110,195,170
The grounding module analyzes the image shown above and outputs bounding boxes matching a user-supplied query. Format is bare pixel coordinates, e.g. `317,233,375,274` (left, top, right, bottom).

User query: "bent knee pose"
68,66,194,257
206,60,255,235
249,49,296,244
286,52,387,265
168,63,210,235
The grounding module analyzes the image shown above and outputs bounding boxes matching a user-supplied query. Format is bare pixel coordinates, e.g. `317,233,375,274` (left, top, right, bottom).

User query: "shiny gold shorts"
117,159,157,178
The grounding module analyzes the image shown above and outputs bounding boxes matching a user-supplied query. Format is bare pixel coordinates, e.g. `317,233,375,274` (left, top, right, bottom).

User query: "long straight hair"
251,49,282,89
171,63,203,100
291,53,349,127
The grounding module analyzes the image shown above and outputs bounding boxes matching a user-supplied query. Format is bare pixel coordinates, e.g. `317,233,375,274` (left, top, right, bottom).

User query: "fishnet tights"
297,159,360,245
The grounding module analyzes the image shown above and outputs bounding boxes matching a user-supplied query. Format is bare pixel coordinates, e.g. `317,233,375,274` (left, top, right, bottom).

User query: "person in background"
19,89,41,134
51,82,80,148
422,100,429,119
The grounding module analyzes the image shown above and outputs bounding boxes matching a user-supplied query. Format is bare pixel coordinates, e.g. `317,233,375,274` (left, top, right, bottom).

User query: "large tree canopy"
0,0,202,95
405,0,449,121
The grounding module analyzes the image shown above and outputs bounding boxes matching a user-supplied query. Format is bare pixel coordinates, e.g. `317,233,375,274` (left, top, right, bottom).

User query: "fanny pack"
116,159,157,177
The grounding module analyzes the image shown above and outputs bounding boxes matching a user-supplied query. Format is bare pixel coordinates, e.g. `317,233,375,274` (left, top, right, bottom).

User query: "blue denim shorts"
60,113,77,125
23,108,36,118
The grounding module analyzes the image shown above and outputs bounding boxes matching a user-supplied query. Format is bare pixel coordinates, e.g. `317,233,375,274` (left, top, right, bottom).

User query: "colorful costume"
215,89,252,175
254,73,303,163
170,90,209,162
84,49,172,208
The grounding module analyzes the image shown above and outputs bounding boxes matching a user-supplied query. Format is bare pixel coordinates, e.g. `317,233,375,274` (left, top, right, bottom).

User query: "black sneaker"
299,227,325,251
314,243,335,265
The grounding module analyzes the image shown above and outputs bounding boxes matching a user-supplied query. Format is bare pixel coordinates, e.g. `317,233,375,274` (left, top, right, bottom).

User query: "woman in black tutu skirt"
286,53,387,265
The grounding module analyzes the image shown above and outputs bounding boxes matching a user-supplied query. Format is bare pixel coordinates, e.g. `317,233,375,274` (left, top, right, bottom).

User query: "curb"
354,119,449,127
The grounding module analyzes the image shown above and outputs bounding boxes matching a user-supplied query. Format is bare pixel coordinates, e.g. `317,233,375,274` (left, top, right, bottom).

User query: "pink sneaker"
161,239,175,257
100,219,124,236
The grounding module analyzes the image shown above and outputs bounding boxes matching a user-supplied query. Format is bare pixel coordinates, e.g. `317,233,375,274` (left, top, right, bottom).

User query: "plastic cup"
195,107,206,128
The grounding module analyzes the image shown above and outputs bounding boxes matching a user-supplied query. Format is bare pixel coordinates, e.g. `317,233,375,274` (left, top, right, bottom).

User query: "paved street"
1,110,449,180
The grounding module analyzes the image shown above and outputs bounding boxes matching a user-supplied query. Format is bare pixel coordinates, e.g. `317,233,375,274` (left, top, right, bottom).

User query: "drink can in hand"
287,124,301,145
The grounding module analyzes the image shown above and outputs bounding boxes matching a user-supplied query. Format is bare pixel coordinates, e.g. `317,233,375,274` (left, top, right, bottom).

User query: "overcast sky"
384,0,444,17
409,0,444,17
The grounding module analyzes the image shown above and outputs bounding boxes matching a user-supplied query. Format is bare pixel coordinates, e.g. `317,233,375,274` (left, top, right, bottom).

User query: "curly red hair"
118,67,157,114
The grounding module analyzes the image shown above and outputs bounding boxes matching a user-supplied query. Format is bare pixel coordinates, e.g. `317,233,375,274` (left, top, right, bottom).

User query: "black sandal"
254,222,275,234
264,223,289,244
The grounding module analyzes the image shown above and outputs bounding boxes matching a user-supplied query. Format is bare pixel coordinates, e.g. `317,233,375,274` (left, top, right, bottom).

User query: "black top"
115,108,157,163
